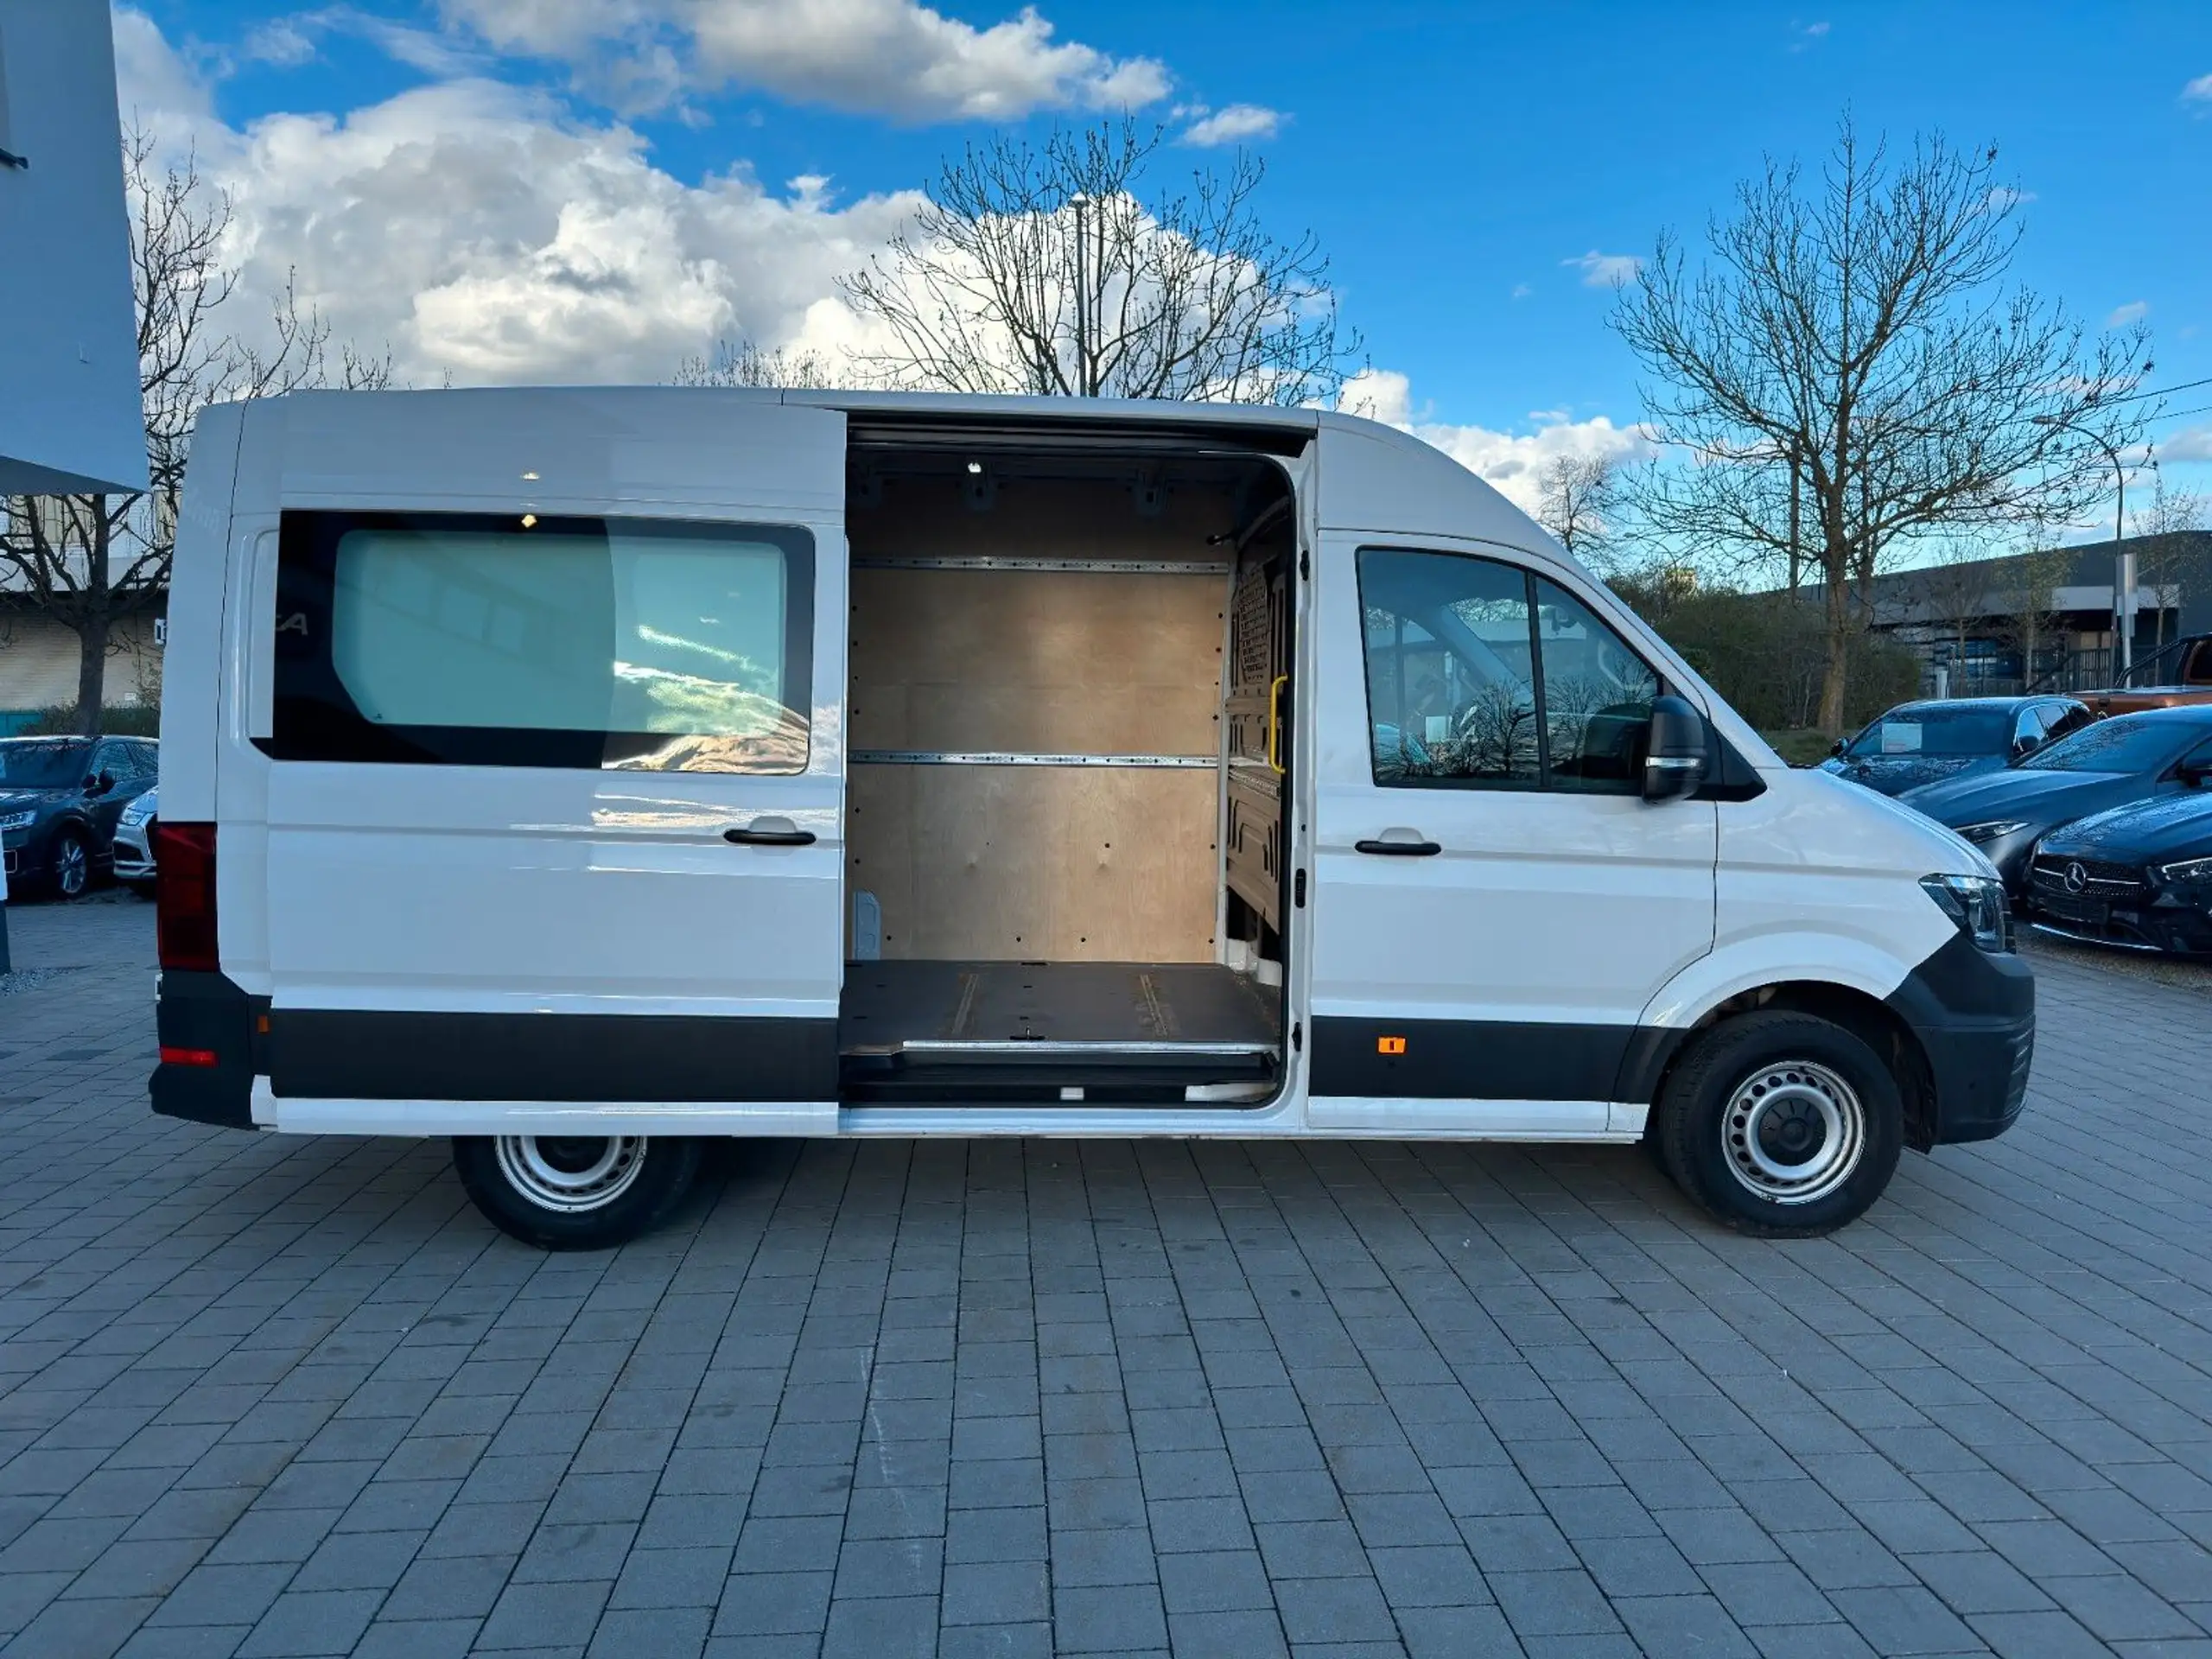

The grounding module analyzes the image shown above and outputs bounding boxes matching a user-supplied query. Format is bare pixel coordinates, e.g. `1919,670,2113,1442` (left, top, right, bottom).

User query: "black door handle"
1356,838,1440,856
725,825,817,846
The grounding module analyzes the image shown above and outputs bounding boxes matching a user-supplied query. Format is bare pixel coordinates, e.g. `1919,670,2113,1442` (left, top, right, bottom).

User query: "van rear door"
244,393,846,1127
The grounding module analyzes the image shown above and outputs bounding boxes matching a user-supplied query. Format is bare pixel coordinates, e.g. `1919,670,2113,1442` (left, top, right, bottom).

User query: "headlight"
1955,820,2028,844
120,802,153,826
0,810,35,833
1921,873,2012,953
2155,855,2212,887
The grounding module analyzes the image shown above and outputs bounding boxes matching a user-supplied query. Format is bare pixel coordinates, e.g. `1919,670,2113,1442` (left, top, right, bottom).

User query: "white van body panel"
223,390,849,1057
157,403,243,823
156,386,2019,1148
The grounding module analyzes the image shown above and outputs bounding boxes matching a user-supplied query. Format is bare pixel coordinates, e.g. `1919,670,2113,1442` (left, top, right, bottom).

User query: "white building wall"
0,612,162,715
0,0,144,495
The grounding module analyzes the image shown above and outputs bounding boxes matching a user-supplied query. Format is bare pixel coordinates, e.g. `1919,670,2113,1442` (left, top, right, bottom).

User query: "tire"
50,830,91,899
452,1135,703,1250
1655,1011,1904,1237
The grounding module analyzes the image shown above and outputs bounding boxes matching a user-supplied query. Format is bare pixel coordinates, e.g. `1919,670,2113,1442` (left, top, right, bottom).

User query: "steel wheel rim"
1722,1059,1865,1205
55,839,86,897
494,1136,646,1213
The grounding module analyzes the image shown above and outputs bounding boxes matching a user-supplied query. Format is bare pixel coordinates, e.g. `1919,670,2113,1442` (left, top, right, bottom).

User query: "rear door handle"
1355,830,1440,856
724,816,816,847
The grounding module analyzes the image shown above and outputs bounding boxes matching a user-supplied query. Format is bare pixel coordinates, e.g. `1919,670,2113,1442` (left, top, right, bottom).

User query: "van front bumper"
1885,931,2036,1146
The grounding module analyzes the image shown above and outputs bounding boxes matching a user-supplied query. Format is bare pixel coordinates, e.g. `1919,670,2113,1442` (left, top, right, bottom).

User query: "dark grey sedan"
1821,696,2094,797
1898,708,2212,893
0,736,159,899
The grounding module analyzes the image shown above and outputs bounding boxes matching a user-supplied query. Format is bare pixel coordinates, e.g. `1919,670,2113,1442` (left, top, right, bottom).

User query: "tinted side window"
1357,550,1539,788
1534,577,1660,793
130,741,159,777
1356,550,1662,794
2044,706,2093,741
268,512,815,772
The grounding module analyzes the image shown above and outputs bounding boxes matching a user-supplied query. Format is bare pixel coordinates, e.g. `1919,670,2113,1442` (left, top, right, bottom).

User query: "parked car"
2023,791,2212,956
0,736,159,899
2074,633,2212,718
114,784,158,894
1898,707,2212,893
1821,696,2093,797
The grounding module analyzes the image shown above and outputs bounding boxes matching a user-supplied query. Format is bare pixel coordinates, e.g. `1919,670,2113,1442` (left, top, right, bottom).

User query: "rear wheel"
1656,1012,1904,1236
452,1135,702,1250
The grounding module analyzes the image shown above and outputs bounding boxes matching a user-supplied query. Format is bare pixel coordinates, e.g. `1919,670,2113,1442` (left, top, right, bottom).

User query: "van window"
1533,577,1659,791
268,512,814,772
1359,550,1538,786
1356,549,1661,794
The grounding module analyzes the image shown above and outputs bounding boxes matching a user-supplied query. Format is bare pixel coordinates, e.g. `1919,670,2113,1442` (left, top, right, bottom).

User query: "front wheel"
453,1135,702,1250
51,830,91,899
1655,1012,1904,1236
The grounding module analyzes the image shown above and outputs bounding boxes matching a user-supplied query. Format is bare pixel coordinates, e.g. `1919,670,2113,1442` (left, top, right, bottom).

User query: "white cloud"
435,0,1172,120
1180,103,1282,147
2183,72,2212,104
1562,249,1640,289
114,10,924,386
2107,300,2150,327
1510,283,1532,300
1336,368,1648,515
1981,185,2036,212
243,17,320,67
2160,426,2212,464
1789,19,1830,51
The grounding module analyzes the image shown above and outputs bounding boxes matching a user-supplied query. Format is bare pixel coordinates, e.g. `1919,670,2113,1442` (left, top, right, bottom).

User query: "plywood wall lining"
849,568,1228,755
848,764,1218,961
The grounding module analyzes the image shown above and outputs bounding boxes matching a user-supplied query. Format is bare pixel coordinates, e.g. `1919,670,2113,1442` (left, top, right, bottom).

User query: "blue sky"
121,1,2212,522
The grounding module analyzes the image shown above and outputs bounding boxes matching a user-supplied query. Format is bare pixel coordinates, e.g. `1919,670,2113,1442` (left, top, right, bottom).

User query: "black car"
2024,791,2212,956
1897,708,2212,893
0,736,160,899
1821,696,2094,797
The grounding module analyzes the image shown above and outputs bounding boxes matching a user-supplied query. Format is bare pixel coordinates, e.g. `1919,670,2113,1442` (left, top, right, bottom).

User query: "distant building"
1834,532,2212,697
0,499,165,732
0,0,144,494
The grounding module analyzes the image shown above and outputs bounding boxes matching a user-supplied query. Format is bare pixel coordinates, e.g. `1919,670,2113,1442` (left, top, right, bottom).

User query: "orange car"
2078,634,2212,717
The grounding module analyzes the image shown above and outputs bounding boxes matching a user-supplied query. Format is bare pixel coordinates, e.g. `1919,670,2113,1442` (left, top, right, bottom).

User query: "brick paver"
1,893,2208,1656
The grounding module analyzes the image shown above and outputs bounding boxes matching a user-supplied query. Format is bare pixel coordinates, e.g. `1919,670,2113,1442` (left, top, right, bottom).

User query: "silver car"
113,783,157,894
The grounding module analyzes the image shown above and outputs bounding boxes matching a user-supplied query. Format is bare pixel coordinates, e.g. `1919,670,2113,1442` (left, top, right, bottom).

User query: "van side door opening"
837,431,1300,1104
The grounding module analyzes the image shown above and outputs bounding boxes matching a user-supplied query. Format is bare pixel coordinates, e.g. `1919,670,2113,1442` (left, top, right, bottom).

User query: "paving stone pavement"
0,893,2208,1657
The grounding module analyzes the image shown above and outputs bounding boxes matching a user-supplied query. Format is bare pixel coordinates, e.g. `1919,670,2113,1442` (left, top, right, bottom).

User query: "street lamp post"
2033,415,2133,680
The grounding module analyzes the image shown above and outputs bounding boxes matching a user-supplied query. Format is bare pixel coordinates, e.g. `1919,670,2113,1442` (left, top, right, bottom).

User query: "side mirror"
1828,739,1846,758
1643,695,1709,803
2011,734,2042,760
83,772,112,797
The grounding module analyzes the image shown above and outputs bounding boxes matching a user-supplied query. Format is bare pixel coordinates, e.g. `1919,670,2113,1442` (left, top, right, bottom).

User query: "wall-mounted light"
520,513,538,529
521,470,539,481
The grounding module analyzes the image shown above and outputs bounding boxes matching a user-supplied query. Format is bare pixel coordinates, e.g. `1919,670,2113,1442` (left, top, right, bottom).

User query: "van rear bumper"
150,970,264,1129
1884,932,2036,1146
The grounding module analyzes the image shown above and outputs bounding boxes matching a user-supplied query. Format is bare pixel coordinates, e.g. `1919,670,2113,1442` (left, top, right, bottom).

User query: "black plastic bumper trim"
150,970,265,1129
1311,1016,1639,1101
1884,931,2037,1145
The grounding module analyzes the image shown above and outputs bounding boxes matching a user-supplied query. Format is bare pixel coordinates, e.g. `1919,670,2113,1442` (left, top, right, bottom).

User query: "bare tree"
1920,541,1993,690
840,118,1357,404
2133,471,2208,654
1,128,391,733
672,339,835,390
1535,454,1618,563
1612,117,2152,734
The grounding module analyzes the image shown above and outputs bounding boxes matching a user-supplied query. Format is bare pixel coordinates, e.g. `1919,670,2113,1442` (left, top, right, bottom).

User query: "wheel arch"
1630,979,1938,1153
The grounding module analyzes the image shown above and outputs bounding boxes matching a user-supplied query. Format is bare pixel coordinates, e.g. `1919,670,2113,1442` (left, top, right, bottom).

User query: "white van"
149,388,2033,1249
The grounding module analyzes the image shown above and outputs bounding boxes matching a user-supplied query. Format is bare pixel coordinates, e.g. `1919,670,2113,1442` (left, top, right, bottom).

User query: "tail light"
155,822,219,972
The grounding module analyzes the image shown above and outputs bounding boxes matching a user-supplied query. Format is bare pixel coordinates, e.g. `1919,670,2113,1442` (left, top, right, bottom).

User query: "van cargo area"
839,434,1295,1103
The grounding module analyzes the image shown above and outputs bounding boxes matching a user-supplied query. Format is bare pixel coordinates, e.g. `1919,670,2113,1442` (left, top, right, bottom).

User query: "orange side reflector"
159,1046,219,1068
1376,1035,1407,1055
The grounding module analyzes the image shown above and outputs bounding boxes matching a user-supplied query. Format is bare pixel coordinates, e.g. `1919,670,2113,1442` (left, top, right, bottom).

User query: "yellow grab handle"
1268,674,1290,775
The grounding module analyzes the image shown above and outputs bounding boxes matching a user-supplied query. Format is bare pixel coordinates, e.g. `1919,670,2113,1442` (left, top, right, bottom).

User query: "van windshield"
1846,708,2009,758
2018,718,2200,775
0,741,89,788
